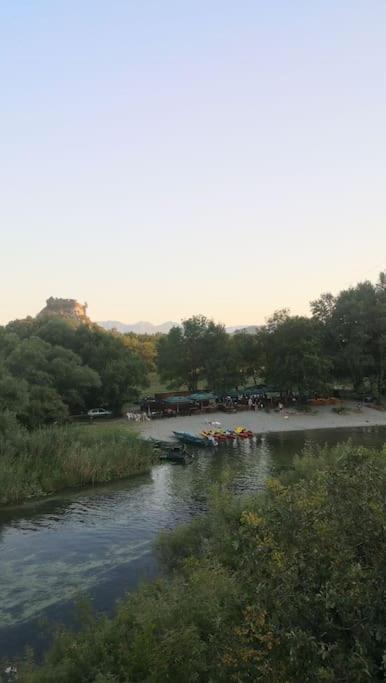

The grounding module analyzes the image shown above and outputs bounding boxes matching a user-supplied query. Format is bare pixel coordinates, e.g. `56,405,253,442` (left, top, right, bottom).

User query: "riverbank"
138,402,386,441
0,424,157,507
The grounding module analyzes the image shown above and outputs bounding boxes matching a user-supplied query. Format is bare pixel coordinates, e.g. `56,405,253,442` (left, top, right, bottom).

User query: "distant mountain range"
32,299,260,335
98,320,177,334
226,325,260,335
98,320,260,335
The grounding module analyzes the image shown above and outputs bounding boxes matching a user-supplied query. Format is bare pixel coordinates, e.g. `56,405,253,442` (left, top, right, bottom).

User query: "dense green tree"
47,345,101,413
0,372,29,415
373,272,386,398
122,332,159,373
263,314,331,393
22,385,69,428
157,325,189,388
6,336,53,386
0,334,100,425
36,318,78,348
157,315,237,391
1,317,150,421
231,331,264,385
312,280,386,394
72,326,148,411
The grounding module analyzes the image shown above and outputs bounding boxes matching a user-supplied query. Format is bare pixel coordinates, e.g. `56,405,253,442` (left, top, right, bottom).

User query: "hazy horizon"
1,2,385,326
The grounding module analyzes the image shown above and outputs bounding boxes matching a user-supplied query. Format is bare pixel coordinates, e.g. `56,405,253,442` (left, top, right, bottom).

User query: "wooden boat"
149,438,183,450
173,431,216,447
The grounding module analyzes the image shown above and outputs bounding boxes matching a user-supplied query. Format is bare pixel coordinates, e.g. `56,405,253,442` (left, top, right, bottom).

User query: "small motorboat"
149,438,182,450
173,431,217,447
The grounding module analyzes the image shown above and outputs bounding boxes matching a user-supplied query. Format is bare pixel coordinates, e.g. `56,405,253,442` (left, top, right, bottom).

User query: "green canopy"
188,392,217,402
221,389,242,399
163,396,192,405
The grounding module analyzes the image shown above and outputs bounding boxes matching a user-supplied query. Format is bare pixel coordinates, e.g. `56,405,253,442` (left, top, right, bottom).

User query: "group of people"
126,411,150,422
247,395,267,410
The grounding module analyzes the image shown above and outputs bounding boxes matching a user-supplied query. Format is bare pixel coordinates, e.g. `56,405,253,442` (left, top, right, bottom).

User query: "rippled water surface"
1,426,385,659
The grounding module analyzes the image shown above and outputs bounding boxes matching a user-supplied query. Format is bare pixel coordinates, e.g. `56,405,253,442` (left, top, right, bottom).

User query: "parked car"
354,394,376,404
87,408,113,418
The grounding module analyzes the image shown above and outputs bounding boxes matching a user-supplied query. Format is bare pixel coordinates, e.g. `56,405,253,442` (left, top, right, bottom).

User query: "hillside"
37,297,91,325
98,320,177,334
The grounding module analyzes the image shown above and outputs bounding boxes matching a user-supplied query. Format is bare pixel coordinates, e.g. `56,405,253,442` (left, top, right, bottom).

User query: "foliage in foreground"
0,419,156,506
17,442,386,682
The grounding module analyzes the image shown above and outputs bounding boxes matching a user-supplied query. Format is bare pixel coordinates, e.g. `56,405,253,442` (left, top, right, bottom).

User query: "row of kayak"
150,428,255,464
201,427,253,442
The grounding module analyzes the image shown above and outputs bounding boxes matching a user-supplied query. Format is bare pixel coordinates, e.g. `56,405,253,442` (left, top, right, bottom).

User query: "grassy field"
0,423,157,507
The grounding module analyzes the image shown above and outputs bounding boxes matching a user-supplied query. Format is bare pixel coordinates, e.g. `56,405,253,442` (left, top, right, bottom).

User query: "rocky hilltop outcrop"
37,297,91,324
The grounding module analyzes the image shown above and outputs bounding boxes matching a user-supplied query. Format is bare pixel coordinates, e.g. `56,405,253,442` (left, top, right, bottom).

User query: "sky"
1,1,385,326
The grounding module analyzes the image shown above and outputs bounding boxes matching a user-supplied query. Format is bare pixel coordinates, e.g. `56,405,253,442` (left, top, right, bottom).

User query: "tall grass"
0,424,157,506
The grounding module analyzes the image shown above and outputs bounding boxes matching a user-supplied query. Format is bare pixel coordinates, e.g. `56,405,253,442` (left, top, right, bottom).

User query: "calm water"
1,426,385,660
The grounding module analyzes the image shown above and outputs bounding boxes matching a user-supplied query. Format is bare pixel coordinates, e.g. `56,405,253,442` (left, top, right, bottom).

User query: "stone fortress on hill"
37,297,91,324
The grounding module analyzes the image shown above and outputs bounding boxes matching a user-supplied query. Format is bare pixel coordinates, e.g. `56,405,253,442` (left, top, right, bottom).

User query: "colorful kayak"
234,426,254,438
201,430,228,442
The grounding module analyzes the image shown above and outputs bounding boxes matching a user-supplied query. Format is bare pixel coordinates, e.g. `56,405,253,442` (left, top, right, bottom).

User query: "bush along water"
0,416,156,506
14,441,386,682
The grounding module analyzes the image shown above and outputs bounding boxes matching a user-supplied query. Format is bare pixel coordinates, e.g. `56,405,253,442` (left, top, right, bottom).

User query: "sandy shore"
138,403,386,441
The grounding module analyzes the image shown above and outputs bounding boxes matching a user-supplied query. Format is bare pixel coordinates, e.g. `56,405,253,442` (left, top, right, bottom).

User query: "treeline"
18,442,386,681
157,273,386,398
1,273,385,430
0,317,156,428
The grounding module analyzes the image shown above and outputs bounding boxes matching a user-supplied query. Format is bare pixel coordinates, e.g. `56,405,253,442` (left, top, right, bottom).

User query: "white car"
87,408,112,418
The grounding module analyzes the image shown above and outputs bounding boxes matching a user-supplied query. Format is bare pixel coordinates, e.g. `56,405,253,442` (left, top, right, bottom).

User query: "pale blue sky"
1,1,385,325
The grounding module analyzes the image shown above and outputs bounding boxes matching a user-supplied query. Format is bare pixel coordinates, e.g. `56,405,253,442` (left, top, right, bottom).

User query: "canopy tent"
243,388,265,397
163,395,193,414
187,392,217,402
163,396,193,405
243,385,266,396
218,389,242,399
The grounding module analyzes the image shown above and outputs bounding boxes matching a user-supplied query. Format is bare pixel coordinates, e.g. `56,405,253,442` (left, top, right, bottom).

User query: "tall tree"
232,331,264,385
263,314,331,394
320,283,376,391
157,315,236,391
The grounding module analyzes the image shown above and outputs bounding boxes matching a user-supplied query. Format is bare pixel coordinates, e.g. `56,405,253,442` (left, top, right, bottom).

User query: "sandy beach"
138,403,386,441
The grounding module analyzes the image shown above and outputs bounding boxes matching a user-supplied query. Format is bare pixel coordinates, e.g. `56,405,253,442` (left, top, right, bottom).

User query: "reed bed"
0,424,157,506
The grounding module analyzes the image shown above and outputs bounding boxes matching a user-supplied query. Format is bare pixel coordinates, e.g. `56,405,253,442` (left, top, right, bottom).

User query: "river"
1,426,385,661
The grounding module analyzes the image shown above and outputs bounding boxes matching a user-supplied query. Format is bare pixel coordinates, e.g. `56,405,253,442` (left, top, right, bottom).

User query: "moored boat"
173,431,217,447
149,438,181,450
